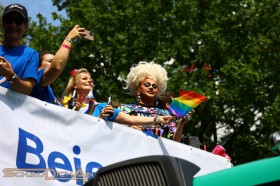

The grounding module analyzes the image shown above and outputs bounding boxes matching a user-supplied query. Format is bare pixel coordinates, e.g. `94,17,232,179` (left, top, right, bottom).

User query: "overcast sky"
1,0,67,26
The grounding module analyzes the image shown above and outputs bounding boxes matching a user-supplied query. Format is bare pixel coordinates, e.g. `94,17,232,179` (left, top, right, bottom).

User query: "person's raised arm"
40,25,86,86
173,110,195,142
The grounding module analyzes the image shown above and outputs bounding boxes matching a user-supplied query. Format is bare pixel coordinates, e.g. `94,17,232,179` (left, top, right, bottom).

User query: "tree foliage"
0,3,5,39
24,0,280,165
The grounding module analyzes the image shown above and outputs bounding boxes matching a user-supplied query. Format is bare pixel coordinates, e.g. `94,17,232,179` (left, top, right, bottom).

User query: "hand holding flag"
168,90,208,118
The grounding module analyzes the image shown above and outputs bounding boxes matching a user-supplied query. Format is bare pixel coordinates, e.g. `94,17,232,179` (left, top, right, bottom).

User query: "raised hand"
99,105,115,119
156,115,174,125
179,109,195,125
0,56,14,79
72,93,86,111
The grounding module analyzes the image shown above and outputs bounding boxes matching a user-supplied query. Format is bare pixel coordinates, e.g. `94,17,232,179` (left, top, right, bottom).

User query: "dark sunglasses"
143,82,158,89
4,16,25,25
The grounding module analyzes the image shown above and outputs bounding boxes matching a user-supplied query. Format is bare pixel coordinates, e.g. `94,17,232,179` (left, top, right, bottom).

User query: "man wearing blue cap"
0,4,39,95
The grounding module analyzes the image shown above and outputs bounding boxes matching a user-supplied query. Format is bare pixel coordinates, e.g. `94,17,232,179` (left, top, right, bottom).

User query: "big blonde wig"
124,61,168,96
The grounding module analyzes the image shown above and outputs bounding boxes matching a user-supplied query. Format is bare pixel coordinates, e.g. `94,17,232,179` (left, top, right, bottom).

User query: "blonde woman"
61,68,173,125
61,68,95,112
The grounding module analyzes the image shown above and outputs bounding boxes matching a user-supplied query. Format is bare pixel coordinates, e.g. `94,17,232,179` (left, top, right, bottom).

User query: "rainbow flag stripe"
168,90,208,118
85,99,96,115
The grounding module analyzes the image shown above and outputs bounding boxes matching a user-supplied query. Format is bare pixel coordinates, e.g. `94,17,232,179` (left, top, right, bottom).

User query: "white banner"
0,87,231,186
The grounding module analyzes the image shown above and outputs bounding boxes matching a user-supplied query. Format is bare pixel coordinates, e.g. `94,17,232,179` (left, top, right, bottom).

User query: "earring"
137,91,141,103
154,97,158,106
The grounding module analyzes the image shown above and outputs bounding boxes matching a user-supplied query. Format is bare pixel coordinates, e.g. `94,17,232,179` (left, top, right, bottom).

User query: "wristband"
153,116,159,124
61,43,71,50
8,74,19,84
65,37,74,43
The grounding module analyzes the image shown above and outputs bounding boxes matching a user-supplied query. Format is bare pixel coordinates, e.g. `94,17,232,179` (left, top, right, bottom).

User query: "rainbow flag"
168,90,208,118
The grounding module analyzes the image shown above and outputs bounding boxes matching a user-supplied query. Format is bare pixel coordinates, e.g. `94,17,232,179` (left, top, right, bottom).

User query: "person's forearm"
116,112,156,125
51,39,72,70
173,111,194,142
40,41,71,86
9,78,35,95
129,115,156,125
51,24,84,72
173,123,184,142
173,117,190,142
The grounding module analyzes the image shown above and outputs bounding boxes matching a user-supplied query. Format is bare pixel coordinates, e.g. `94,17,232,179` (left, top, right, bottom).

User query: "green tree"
26,0,280,165
0,3,5,39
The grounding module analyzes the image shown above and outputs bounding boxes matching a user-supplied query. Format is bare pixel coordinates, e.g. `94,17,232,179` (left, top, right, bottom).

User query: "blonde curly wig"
124,61,168,96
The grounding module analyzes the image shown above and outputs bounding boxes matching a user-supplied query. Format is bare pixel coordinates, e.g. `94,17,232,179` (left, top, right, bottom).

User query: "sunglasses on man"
4,15,25,25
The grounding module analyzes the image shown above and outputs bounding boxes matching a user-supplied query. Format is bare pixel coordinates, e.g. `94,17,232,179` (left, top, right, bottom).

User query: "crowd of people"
0,3,194,143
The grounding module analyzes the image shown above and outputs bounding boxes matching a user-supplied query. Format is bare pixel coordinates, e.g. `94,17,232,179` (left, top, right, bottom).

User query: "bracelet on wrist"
153,116,159,124
8,74,19,84
65,37,74,43
61,43,71,50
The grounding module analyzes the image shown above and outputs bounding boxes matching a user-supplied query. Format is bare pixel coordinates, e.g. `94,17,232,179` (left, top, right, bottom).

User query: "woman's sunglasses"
143,82,158,89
